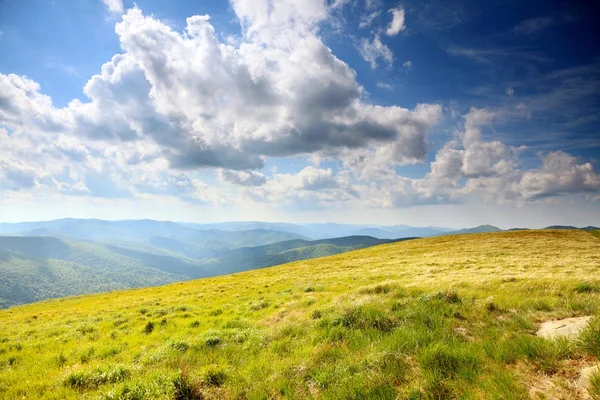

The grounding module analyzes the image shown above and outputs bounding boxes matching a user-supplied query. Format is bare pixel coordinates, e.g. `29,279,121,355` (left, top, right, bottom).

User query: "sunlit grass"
0,229,599,399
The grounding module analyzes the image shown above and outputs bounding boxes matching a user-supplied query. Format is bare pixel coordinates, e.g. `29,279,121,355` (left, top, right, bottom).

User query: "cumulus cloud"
0,2,443,202
218,170,267,187
358,35,393,69
520,152,600,200
245,166,359,207
102,0,124,14
0,1,597,211
385,7,405,36
421,108,600,203
403,60,412,69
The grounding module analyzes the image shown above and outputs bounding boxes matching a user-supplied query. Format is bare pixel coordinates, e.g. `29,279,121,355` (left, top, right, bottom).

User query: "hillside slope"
200,236,415,276
0,235,401,308
0,230,599,399
0,237,195,308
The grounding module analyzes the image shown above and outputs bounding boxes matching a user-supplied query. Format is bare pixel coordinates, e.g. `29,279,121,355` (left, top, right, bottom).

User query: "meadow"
0,230,599,399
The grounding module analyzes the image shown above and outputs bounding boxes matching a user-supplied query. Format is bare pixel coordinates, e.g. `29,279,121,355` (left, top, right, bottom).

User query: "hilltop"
0,230,599,399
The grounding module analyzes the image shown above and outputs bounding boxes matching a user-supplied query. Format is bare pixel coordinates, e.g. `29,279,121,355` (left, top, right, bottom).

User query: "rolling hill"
0,230,598,399
0,235,402,308
0,219,307,259
199,236,416,276
0,236,195,308
447,224,503,235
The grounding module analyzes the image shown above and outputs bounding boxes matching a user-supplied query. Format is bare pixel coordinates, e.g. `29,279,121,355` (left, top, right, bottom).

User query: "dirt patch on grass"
536,316,592,339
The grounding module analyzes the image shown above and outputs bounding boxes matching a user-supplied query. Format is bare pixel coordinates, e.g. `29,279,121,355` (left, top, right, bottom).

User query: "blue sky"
0,0,599,227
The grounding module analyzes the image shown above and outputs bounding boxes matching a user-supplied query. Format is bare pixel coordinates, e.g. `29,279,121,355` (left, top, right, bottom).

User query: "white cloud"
421,108,600,204
359,11,380,29
376,82,393,90
385,7,405,36
520,152,600,200
0,2,441,205
403,60,412,69
506,87,514,96
102,0,124,14
330,0,350,9
245,166,359,207
218,169,267,187
1,3,597,213
358,35,393,69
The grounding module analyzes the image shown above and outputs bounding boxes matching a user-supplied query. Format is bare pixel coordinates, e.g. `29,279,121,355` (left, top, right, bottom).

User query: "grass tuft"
574,282,600,293
64,365,130,390
419,343,480,380
143,321,154,335
579,316,600,358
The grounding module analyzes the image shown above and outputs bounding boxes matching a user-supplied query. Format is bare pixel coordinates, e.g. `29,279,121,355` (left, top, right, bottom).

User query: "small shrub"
7,356,18,366
311,309,323,319
144,321,155,335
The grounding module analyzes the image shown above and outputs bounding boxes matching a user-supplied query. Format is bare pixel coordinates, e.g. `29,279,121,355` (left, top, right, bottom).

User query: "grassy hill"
0,236,399,308
0,237,195,308
447,224,503,235
199,236,414,277
0,230,599,399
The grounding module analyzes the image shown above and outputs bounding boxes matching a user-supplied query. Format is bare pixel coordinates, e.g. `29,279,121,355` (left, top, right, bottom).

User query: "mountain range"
0,219,597,308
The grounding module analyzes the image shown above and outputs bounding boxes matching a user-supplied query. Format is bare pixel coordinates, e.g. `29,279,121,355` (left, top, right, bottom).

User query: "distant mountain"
0,233,410,308
449,225,503,235
0,236,194,308
184,221,452,239
0,219,305,259
544,225,599,231
199,236,416,277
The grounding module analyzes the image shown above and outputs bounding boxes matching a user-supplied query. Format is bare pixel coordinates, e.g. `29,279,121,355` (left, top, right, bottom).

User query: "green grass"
0,230,599,399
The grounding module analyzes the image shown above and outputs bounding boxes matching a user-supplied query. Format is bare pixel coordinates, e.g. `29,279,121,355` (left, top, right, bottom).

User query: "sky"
0,0,599,228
